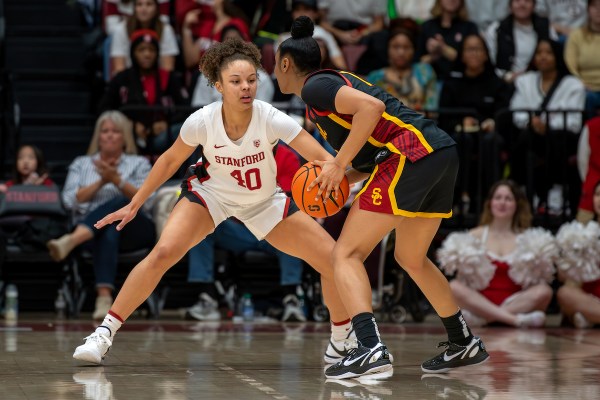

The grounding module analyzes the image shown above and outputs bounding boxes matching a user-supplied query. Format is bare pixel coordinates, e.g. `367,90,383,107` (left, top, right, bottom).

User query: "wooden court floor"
1,317,599,400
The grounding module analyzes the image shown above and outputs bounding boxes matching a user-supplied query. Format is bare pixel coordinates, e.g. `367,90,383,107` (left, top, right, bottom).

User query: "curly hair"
199,38,262,86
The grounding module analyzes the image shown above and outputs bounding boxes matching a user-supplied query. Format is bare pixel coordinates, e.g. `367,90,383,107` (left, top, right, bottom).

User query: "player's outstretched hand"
94,202,139,231
309,159,344,202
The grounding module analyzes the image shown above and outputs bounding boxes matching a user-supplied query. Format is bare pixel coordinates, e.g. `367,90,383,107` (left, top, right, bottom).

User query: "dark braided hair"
278,16,321,74
199,38,262,86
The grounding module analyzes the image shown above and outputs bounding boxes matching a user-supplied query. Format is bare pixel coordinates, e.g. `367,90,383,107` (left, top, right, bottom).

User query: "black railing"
494,108,585,228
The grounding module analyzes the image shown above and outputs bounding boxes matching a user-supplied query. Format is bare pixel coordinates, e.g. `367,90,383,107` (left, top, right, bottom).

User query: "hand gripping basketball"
291,162,350,218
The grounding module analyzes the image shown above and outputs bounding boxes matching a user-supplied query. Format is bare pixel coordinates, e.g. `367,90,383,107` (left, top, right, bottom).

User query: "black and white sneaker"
421,336,489,373
325,342,393,379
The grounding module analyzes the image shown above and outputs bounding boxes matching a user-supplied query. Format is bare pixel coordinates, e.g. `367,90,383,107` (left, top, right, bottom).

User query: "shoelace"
83,333,112,347
436,341,451,349
334,339,361,366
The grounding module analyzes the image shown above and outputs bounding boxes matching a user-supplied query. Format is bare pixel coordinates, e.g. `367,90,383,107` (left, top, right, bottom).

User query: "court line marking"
214,362,291,400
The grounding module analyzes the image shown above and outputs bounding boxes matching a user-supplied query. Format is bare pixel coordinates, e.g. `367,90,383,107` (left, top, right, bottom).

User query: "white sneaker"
324,328,357,364
573,312,590,329
281,294,307,322
185,293,221,321
92,296,113,321
73,332,112,364
516,311,546,328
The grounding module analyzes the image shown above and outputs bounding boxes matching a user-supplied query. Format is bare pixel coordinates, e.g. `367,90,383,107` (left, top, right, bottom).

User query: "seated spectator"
110,0,179,76
509,38,585,214
318,0,386,45
565,0,600,118
185,142,305,322
191,28,273,107
388,0,435,24
441,34,513,136
437,179,556,327
577,117,600,222
535,0,587,39
0,145,64,253
103,0,170,36
417,0,479,81
485,0,557,82
555,180,600,328
275,0,347,70
181,0,250,69
367,28,438,112
0,144,55,193
46,111,156,320
439,33,513,207
100,29,189,154
465,0,510,31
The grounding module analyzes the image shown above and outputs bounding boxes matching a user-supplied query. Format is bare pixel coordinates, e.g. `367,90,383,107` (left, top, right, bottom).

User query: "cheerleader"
438,180,557,327
556,180,600,328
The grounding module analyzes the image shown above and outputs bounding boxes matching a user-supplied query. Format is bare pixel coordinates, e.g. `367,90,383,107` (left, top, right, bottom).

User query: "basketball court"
1,316,599,399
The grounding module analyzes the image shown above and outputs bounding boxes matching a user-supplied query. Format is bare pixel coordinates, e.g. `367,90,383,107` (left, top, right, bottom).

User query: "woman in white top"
110,0,179,76
511,39,585,133
509,38,585,214
46,111,155,320
72,38,366,376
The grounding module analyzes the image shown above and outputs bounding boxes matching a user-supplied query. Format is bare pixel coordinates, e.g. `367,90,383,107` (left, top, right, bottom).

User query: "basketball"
291,162,350,218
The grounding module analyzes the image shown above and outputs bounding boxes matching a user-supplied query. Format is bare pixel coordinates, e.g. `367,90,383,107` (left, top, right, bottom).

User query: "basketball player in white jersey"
72,38,392,379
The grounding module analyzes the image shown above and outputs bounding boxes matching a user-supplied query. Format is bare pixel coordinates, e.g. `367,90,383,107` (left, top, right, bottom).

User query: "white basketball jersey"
182,101,300,205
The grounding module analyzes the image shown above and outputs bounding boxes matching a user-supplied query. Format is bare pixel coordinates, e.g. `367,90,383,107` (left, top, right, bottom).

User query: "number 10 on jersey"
230,168,262,190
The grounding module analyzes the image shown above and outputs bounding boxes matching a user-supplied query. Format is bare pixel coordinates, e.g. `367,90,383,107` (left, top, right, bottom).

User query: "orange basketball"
291,162,350,218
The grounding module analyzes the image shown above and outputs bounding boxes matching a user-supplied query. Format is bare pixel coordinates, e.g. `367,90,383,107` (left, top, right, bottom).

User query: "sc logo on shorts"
371,188,382,205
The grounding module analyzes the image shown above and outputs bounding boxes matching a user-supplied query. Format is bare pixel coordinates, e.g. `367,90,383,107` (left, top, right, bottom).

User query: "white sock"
95,312,123,338
331,320,352,342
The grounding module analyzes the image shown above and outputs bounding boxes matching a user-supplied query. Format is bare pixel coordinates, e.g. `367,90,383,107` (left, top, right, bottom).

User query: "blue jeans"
187,219,303,286
79,196,156,289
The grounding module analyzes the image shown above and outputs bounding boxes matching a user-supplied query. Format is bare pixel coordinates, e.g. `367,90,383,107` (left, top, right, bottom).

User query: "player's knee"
394,251,423,274
331,244,363,267
149,243,182,269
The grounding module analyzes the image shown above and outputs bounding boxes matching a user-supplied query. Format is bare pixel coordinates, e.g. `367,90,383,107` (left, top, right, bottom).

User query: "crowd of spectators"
83,0,600,218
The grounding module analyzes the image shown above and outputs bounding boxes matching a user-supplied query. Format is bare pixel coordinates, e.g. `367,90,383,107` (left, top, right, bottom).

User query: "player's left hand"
94,202,140,231
309,159,345,203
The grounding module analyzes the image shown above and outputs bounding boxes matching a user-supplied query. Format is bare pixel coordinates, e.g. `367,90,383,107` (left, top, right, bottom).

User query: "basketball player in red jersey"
71,37,393,380
274,16,489,378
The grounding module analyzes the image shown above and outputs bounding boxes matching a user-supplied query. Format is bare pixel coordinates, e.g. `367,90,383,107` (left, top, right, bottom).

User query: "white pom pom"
509,228,558,288
555,220,600,283
437,232,495,290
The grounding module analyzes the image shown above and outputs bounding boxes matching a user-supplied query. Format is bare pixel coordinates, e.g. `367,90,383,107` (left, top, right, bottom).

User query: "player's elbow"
365,98,386,118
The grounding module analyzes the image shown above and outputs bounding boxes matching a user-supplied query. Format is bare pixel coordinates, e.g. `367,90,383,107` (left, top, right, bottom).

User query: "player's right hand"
94,202,139,231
